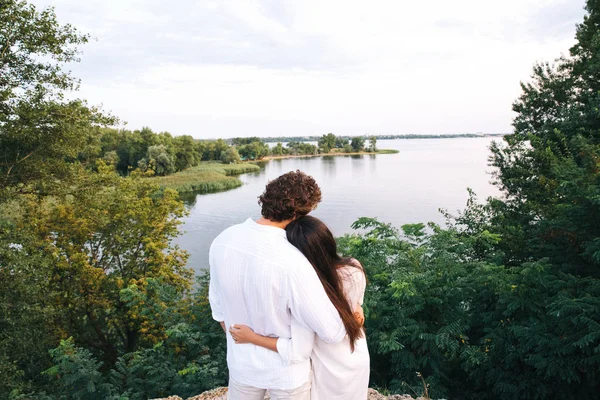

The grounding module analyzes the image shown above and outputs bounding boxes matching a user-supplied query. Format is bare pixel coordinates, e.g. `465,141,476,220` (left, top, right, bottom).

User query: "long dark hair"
286,216,364,351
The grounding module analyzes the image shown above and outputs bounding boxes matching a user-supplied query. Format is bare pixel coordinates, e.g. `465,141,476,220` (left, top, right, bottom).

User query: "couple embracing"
209,170,370,400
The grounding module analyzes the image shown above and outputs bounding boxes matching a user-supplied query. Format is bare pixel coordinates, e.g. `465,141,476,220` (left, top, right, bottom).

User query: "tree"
22,165,191,356
40,275,227,400
172,135,199,171
102,150,119,167
220,146,241,164
271,142,285,156
1,164,196,398
335,137,349,148
453,1,600,396
238,141,269,160
141,144,175,176
212,139,229,161
368,136,377,152
0,0,114,195
337,218,508,399
333,3,600,399
318,133,336,153
484,0,600,276
350,136,365,152
231,137,262,146
286,141,317,156
0,3,221,398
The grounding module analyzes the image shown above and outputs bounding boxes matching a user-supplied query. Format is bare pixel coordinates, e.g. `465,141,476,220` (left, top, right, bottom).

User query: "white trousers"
228,377,311,400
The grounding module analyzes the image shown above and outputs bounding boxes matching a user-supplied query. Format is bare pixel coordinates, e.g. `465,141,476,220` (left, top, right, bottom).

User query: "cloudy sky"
34,0,585,139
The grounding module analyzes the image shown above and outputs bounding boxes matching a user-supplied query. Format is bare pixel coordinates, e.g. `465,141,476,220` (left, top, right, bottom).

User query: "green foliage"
0,0,114,197
316,133,369,154
36,276,227,400
1,164,199,399
231,136,262,146
340,214,600,399
270,142,286,156
286,141,317,156
220,147,241,164
0,2,228,399
3,1,600,399
338,218,509,399
0,0,87,104
237,141,269,160
486,0,600,276
43,338,109,400
338,5,600,397
98,128,255,176
139,144,176,176
172,135,200,171
368,136,378,152
0,220,59,397
152,162,260,194
318,133,337,153
335,136,349,148
351,136,365,151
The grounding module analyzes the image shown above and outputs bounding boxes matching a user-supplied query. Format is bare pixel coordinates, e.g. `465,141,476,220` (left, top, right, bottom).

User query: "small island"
140,133,398,194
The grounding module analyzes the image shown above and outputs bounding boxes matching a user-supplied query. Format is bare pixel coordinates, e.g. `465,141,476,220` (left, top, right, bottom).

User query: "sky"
33,0,586,139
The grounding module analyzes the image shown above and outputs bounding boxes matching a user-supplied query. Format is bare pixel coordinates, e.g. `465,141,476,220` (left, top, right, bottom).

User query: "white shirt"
209,218,346,390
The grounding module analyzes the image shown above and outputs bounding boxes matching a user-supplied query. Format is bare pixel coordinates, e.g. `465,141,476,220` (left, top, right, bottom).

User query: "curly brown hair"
258,170,322,222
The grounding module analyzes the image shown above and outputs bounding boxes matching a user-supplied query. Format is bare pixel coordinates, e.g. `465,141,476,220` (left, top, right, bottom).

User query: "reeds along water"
153,163,261,194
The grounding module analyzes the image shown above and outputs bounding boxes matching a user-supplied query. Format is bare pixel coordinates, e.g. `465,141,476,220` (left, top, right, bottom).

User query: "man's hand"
354,306,365,326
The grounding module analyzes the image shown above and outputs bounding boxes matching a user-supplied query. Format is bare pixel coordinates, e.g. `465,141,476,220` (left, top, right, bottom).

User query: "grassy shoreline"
153,163,260,194
263,148,399,160
155,149,398,194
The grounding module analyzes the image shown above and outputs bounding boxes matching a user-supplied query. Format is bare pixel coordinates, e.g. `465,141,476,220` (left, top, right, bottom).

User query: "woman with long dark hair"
230,216,369,399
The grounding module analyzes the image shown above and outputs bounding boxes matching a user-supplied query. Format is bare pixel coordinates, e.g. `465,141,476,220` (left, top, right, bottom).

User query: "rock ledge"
153,387,429,400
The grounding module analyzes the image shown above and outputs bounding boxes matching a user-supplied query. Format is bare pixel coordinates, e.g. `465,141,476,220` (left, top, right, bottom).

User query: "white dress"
279,261,370,400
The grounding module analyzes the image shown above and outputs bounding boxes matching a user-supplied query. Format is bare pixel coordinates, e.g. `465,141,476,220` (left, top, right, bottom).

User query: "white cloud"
34,0,586,137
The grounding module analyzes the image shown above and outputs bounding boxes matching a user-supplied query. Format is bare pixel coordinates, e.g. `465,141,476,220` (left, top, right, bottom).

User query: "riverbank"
152,162,260,194
263,148,399,160
154,149,398,195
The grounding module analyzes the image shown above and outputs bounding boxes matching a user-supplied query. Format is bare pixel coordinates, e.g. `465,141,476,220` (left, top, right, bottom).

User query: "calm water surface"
174,138,502,272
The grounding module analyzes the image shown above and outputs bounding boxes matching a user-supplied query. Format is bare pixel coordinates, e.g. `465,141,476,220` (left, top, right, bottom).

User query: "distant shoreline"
260,149,399,161
154,150,399,195
199,133,508,143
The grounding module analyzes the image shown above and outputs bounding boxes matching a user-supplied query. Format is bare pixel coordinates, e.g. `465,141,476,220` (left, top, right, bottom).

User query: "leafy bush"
339,215,600,399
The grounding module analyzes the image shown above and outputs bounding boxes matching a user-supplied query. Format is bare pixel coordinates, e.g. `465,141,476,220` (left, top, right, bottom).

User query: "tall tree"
488,0,600,275
351,136,365,152
318,133,336,153
0,0,113,195
173,135,199,171
368,136,377,152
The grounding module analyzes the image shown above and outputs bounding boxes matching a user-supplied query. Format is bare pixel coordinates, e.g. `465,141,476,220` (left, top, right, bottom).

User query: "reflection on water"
321,156,336,178
179,192,200,206
173,138,502,272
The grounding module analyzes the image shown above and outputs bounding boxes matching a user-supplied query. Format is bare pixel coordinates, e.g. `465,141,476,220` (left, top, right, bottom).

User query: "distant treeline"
98,127,231,176
95,129,381,177
259,133,506,143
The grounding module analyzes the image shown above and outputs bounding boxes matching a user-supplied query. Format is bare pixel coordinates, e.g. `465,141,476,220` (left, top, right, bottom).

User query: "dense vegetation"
1,1,598,400
337,1,600,398
0,2,227,398
96,125,383,179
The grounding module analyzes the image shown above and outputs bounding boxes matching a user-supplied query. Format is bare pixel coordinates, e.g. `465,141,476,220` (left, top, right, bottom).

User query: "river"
174,137,502,272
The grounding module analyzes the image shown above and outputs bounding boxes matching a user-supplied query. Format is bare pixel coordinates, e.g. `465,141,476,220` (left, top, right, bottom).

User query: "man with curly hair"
209,170,345,399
